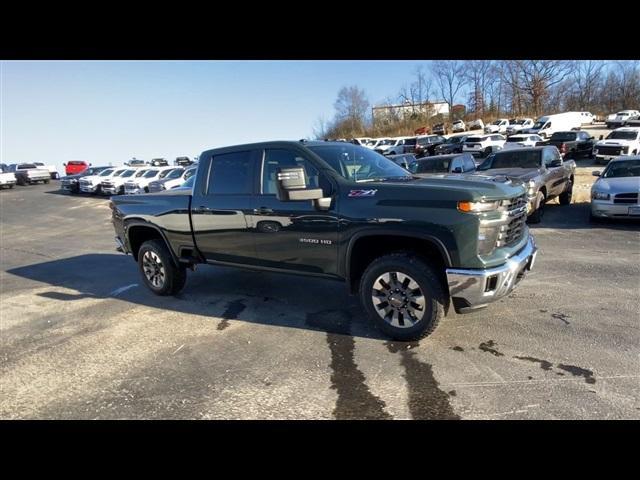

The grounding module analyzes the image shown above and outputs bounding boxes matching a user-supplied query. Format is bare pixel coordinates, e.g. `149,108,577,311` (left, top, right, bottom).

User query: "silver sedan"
590,156,640,220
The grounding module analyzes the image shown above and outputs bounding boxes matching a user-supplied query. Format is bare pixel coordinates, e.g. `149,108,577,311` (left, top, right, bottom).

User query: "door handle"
253,207,274,215
194,206,213,213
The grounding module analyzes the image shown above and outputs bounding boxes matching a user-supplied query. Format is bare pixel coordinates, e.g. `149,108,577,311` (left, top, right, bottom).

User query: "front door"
191,150,259,265
248,147,339,275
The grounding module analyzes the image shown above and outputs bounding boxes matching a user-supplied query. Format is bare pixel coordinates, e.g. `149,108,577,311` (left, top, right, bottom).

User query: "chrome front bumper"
591,201,640,218
446,235,537,312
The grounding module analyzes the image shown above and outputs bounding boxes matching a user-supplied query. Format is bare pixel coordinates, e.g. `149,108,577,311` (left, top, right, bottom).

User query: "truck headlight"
477,226,499,255
621,146,629,154
527,180,536,195
458,200,501,213
592,191,610,200
593,148,599,154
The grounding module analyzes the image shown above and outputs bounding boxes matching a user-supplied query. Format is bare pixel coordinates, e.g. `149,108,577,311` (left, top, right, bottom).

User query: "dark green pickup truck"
110,141,537,340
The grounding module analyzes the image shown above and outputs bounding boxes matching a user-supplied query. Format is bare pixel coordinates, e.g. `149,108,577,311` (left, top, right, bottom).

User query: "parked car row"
1,163,51,187
60,164,197,196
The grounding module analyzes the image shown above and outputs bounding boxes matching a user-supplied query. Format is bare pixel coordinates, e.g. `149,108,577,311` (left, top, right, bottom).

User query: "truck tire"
137,239,186,296
528,191,545,224
44,179,50,184
17,177,26,186
559,179,573,205
359,252,446,341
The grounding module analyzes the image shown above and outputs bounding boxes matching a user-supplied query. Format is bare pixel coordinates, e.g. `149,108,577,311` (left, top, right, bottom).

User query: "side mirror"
589,136,595,140
89,163,92,166
276,167,324,202
452,167,463,173
63,163,67,166
599,135,604,140
592,171,601,177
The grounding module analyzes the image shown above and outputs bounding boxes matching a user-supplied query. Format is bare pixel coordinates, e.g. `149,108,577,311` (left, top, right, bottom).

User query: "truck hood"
374,174,526,201
596,139,636,147
475,167,542,182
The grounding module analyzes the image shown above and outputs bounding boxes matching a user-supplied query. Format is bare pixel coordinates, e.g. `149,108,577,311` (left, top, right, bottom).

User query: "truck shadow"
529,201,640,231
6,253,387,340
43,189,110,200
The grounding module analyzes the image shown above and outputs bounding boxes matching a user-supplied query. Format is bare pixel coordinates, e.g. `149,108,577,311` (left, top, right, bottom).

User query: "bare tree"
573,60,606,111
463,60,494,117
431,60,468,120
501,61,576,116
333,85,370,136
615,61,640,109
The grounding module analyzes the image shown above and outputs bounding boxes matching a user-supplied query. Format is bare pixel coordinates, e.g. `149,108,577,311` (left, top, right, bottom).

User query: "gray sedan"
590,156,640,221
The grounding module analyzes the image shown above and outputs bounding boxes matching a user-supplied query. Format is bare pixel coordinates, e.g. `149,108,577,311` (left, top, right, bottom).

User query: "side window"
261,149,320,195
463,154,476,171
450,157,464,172
207,151,254,195
184,169,196,180
542,148,559,166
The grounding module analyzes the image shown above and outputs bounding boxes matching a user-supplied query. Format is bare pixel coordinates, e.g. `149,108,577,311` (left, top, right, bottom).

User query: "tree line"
315,60,640,139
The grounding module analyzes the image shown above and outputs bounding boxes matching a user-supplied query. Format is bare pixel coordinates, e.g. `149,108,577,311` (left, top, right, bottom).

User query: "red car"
64,161,90,175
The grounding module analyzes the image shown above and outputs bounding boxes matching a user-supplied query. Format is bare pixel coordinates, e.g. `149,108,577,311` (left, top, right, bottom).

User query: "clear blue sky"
1,60,433,173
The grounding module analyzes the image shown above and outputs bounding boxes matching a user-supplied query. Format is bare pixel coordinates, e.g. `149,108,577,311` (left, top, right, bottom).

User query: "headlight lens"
477,226,499,255
621,146,629,154
594,148,599,154
592,191,610,200
458,200,501,213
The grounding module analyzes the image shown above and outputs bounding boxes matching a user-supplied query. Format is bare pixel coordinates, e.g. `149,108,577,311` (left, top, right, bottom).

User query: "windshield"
378,139,394,146
144,170,159,178
68,161,86,165
409,158,451,174
532,121,546,129
166,168,184,179
602,159,640,178
477,150,542,170
506,136,527,143
308,144,412,182
551,132,577,141
113,169,125,177
181,175,196,189
99,169,114,176
606,131,639,140
159,169,177,178
492,120,502,125
446,136,465,144
121,170,135,178
135,169,148,177
19,164,37,169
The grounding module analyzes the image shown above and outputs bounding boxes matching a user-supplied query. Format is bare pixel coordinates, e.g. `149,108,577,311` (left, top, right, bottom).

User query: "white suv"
506,118,534,136
593,127,640,164
463,134,506,158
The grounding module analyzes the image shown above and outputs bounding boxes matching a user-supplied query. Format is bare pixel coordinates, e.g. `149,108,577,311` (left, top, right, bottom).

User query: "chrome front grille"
497,194,528,247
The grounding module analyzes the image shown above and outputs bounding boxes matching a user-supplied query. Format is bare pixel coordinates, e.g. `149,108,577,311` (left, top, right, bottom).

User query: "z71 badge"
348,189,377,198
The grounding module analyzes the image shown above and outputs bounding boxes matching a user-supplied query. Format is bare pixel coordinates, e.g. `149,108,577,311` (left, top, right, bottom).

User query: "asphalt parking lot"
1,167,639,419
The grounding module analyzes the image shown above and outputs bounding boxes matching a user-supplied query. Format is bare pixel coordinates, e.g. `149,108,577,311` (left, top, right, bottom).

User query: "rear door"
191,149,259,265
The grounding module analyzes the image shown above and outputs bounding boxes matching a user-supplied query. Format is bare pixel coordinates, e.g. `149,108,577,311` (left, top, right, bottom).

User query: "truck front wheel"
359,253,446,341
137,239,186,296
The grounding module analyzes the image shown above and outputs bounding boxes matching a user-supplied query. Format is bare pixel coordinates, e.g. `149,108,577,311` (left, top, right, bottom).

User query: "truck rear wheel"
359,253,446,341
138,239,186,296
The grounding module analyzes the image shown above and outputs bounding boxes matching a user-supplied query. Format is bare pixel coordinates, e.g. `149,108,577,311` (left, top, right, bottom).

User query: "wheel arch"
345,231,452,294
125,221,179,266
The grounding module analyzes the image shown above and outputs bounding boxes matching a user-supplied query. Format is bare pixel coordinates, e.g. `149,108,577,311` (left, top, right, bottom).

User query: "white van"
526,113,582,139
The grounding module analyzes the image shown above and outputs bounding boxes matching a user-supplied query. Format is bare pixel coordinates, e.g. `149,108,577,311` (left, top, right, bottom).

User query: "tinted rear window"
551,132,577,141
207,151,254,195
68,161,86,165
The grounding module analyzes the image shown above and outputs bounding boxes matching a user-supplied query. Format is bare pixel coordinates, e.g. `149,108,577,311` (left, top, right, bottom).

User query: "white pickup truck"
484,118,510,134
506,118,534,136
605,110,640,129
33,162,61,179
0,168,17,189
593,127,640,164
124,166,176,194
